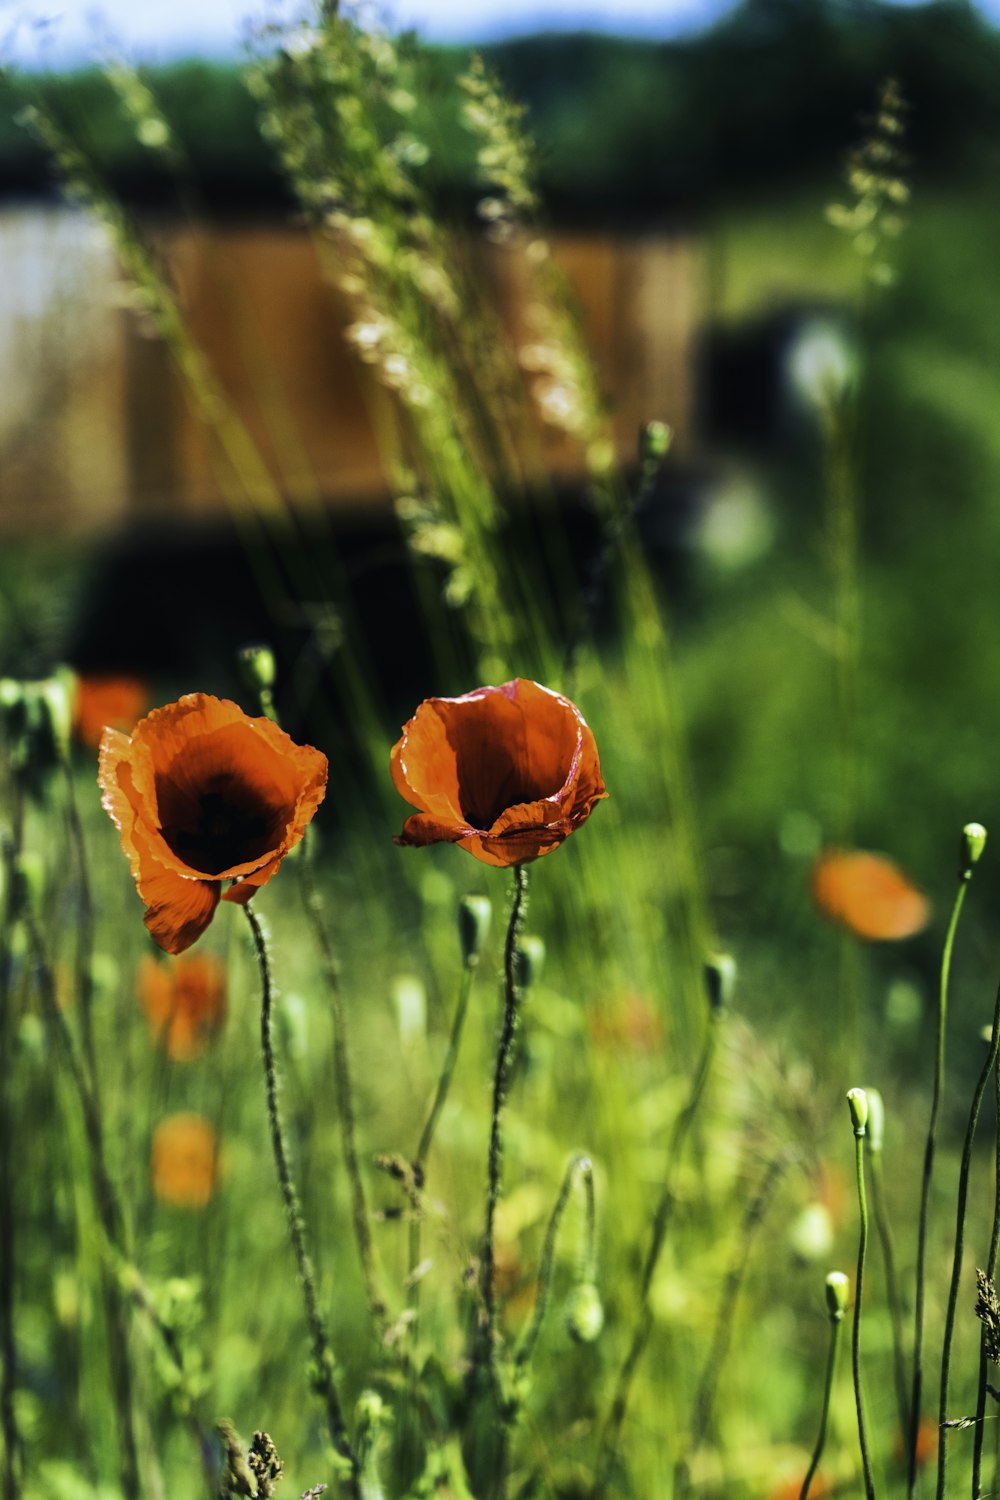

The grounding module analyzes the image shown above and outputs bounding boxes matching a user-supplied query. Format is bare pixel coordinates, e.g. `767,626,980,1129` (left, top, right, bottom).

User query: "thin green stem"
245,903,360,1496
868,1147,910,1443
516,1154,593,1370
476,863,528,1399
297,857,387,1336
936,977,1000,1500
595,1012,720,1485
972,1042,1000,1497
852,1130,877,1500
62,762,98,1106
409,958,477,1299
909,871,970,1499
0,818,22,1500
801,1310,846,1500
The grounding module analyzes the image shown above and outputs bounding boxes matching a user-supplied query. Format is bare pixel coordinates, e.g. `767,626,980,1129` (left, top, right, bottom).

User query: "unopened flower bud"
846,1087,868,1136
238,643,277,693
640,420,671,464
515,935,546,991
864,1087,885,1153
825,1270,850,1320
458,894,492,966
564,1281,604,1343
961,823,987,879
704,951,736,1015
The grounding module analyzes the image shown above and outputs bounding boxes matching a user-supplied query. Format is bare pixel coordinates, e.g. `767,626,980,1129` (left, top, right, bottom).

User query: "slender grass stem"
245,903,360,1496
848,1096,877,1500
515,1154,594,1371
936,977,1000,1500
62,763,98,1107
477,863,528,1401
800,1275,849,1500
595,1010,720,1486
909,866,973,1498
868,1145,910,1441
0,819,22,1500
409,957,478,1301
972,1046,1000,1497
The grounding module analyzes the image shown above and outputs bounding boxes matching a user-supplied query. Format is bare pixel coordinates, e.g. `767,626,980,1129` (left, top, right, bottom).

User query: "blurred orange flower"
151,1113,219,1208
138,952,227,1061
99,693,327,954
392,678,607,868
812,849,930,941
72,674,148,749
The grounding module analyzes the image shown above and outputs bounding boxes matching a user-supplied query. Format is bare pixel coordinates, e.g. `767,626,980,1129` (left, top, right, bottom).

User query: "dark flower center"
158,771,284,875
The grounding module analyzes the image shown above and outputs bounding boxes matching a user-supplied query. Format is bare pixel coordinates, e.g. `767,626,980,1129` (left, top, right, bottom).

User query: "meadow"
5,8,1000,1499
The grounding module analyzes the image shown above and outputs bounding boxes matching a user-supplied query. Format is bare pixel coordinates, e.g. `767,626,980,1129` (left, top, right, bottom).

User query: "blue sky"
3,0,998,66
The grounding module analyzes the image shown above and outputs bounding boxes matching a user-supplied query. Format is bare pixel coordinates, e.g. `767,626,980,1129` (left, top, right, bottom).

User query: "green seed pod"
846,1087,868,1136
237,643,277,693
640,420,671,463
825,1270,850,1321
564,1281,604,1344
961,822,987,877
458,894,492,966
515,934,546,991
864,1086,885,1154
704,951,736,1015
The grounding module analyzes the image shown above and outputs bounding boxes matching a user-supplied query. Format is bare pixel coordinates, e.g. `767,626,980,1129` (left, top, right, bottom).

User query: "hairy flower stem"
851,1127,877,1500
867,1147,909,1441
476,864,528,1406
297,858,387,1336
409,958,478,1304
972,1053,1000,1496
516,1154,594,1371
935,978,1000,1500
800,1298,846,1500
245,904,360,1496
909,869,972,1498
62,764,98,1105
595,1012,720,1486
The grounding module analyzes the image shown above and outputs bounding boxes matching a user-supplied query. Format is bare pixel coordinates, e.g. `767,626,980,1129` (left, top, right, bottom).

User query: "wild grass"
4,10,1000,1500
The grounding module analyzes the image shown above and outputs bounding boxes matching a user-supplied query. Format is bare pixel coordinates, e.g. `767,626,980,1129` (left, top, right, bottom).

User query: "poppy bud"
825,1270,850,1321
846,1087,868,1136
960,822,987,879
564,1281,604,1343
237,644,278,722
37,669,74,764
641,420,671,463
864,1087,885,1154
458,894,492,967
515,935,546,992
704,952,736,1015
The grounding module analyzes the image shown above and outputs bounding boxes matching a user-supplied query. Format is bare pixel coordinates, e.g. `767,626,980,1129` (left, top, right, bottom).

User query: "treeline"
2,0,998,220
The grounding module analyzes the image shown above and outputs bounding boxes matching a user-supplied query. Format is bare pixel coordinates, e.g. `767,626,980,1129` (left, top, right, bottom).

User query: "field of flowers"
6,9,1000,1500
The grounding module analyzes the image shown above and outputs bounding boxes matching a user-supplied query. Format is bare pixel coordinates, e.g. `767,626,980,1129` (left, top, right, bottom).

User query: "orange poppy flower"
151,1113,219,1208
812,849,930,941
99,693,327,954
138,952,227,1061
73,674,149,749
391,678,607,868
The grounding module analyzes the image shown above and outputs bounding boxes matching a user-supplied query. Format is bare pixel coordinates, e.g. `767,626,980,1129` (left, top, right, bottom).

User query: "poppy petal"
137,859,219,955
221,857,283,904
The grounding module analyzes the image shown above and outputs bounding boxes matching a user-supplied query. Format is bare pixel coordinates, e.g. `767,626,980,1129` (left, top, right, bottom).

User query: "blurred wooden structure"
0,204,701,537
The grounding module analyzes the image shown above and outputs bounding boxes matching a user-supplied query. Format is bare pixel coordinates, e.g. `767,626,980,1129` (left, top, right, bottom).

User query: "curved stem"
409,958,477,1300
801,1312,845,1500
516,1154,593,1370
936,977,1000,1500
910,873,969,1497
297,857,387,1335
245,903,360,1496
476,864,528,1399
852,1130,877,1500
595,1013,719,1484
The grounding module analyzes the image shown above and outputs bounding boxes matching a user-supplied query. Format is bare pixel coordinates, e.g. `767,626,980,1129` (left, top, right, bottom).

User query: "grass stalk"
971,1044,1000,1497
0,816,22,1500
245,903,361,1496
935,976,1000,1500
864,1092,910,1443
515,1153,594,1371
